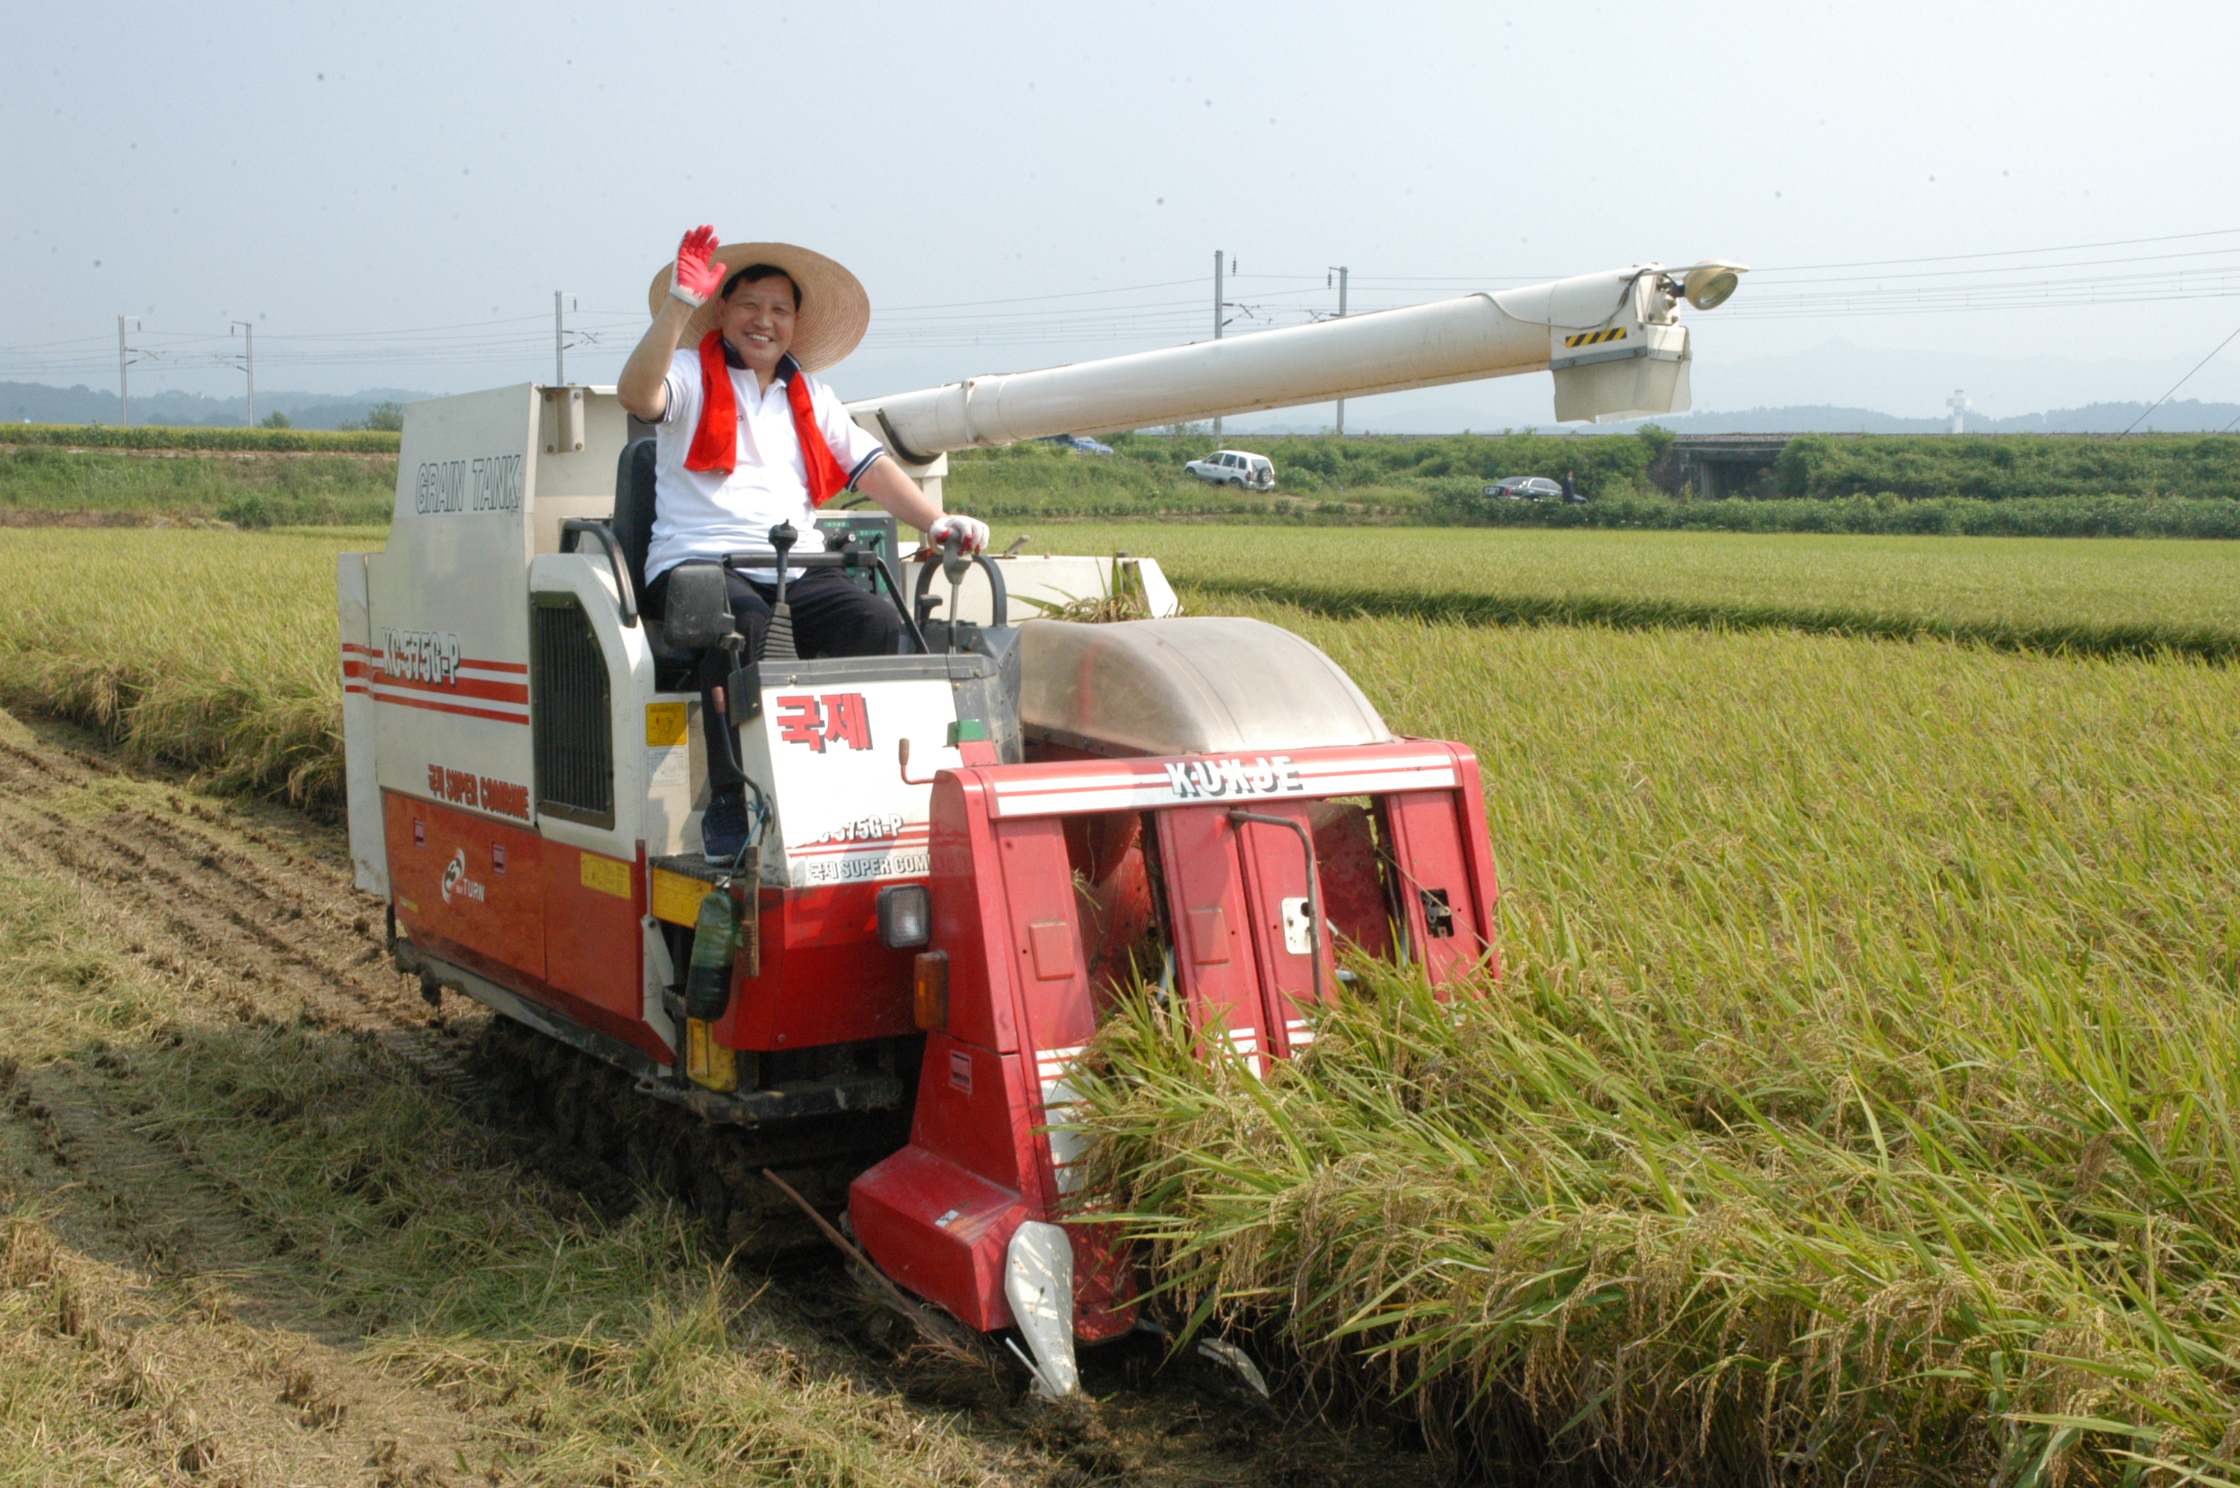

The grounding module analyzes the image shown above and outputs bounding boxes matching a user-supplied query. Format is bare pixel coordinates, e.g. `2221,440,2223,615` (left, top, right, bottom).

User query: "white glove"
928,514,990,555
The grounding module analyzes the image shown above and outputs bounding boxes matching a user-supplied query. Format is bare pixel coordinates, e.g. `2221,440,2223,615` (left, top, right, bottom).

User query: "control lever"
940,531,967,654
762,521,799,662
705,632,759,784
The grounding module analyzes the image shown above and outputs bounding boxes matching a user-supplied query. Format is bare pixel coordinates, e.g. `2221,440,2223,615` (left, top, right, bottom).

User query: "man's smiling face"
718,272,798,384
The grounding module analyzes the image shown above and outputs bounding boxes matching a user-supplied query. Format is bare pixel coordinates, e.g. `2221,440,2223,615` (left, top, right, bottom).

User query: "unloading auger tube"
850,259,1747,456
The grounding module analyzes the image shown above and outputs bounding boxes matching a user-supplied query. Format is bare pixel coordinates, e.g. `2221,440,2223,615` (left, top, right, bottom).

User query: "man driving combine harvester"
617,226,990,858
346,240,1743,1400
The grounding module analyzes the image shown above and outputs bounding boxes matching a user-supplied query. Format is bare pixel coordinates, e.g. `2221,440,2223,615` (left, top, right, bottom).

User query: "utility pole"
117,316,140,428
555,291,575,385
230,322,256,428
1212,250,1224,442
1328,266,1349,436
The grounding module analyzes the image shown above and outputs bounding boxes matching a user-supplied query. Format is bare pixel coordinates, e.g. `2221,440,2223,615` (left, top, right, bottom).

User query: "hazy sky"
8,0,2240,424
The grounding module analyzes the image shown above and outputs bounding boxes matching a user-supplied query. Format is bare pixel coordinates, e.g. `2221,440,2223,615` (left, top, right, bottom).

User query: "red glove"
669,226,724,307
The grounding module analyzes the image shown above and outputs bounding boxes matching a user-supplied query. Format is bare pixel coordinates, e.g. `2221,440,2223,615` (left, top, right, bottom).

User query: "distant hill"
0,382,436,432
1593,400,2240,436
1228,399,2240,438
9,377,2237,439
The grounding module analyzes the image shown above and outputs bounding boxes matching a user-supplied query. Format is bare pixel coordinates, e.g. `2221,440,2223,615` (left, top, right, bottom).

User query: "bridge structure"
1669,433,1800,499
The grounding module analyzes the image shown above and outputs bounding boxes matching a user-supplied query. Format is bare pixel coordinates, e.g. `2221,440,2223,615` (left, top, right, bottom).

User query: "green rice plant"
1071,600,2240,1485
1036,523,2240,656
1429,491,2240,541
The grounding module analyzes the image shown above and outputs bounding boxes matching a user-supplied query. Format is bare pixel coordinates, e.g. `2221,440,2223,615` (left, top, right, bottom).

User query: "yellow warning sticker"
646,701,690,748
1563,327,1630,348
579,852,633,900
651,867,705,926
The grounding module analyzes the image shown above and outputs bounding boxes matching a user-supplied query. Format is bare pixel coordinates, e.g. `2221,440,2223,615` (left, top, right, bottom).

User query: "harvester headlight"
879,883,931,948
1680,261,1747,311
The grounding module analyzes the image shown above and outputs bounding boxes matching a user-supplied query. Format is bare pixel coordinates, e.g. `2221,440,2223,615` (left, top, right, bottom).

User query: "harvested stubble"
0,526,374,805
1043,524,2240,658
1074,600,2240,1486
0,836,1014,1487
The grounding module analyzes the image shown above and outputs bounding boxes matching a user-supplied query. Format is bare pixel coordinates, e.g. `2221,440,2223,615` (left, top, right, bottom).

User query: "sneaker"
701,790,750,861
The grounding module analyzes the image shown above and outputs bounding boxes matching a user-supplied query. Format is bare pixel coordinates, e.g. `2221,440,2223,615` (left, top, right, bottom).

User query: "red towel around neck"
683,330,849,507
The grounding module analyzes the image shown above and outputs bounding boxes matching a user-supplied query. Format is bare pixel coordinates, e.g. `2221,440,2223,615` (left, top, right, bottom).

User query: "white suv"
1184,449,1276,491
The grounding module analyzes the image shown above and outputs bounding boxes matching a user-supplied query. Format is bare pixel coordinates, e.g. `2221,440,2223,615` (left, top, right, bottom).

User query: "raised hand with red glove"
668,225,725,308
927,513,991,555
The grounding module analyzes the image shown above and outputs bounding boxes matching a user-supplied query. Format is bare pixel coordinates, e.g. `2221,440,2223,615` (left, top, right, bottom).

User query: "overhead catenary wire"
13,229,2240,389
2118,320,2240,436
1758,225,2240,273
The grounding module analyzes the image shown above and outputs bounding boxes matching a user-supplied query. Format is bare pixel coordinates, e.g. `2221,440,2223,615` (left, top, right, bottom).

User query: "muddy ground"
0,705,1443,1487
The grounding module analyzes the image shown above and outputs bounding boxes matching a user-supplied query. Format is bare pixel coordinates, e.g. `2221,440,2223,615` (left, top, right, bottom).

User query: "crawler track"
465,1015,910,1257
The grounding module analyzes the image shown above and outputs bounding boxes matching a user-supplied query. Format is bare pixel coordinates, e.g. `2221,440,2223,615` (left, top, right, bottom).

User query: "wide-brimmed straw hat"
646,240,870,373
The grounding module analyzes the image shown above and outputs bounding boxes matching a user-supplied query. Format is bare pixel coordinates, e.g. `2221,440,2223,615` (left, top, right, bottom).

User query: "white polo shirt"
645,348,887,582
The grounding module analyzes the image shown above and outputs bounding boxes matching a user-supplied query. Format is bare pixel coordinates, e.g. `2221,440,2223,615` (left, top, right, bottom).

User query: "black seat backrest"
613,437,658,602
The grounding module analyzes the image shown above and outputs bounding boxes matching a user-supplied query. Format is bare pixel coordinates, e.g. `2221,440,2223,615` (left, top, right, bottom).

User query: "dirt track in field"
0,712,507,1483
0,709,1443,1488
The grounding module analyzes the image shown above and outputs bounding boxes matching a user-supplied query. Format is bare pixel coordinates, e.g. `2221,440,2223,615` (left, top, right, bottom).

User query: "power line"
1760,226,2240,273
1750,243,2240,288
17,234,2240,385
878,277,1205,312
2118,321,2240,436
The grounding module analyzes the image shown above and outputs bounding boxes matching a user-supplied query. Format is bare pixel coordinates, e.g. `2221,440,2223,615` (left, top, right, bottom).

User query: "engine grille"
532,596,613,828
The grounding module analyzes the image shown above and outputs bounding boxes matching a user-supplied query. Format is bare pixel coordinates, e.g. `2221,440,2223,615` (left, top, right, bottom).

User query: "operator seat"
611,437,701,664
610,435,921,662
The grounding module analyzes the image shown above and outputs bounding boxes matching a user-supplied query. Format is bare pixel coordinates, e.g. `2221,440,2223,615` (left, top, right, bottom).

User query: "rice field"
0,526,377,803
1042,523,2240,656
1076,602,2240,1485
3,521,2238,1482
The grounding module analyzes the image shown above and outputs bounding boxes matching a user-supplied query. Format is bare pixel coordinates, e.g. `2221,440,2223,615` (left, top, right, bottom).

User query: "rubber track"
466,1016,910,1257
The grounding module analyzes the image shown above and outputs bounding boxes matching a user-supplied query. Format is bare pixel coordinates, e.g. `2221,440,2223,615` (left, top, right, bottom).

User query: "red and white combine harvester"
338,258,1744,1394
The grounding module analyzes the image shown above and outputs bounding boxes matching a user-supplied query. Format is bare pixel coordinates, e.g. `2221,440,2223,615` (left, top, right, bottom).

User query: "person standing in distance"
617,226,991,859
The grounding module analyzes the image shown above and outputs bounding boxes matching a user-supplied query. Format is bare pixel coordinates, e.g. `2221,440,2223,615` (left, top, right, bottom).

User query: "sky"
7,0,2240,428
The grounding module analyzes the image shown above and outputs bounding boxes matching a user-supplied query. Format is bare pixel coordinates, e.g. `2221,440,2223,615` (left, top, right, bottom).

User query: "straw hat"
645,241,871,373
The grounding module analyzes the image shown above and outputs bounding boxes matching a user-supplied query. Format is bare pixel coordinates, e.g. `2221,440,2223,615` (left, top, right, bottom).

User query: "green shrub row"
0,423,401,454
968,430,2240,507
0,445,395,525
1091,428,1664,497
1772,431,2240,501
1431,489,2240,539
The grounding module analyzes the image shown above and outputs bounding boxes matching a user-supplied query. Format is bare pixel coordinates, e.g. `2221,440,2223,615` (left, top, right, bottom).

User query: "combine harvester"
339,257,1744,1395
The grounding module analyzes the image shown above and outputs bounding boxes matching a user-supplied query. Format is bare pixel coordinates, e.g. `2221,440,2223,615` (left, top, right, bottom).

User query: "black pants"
645,564,904,793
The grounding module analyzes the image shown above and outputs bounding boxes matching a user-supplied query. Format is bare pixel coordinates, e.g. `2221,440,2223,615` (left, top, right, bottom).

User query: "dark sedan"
1483,476,1565,501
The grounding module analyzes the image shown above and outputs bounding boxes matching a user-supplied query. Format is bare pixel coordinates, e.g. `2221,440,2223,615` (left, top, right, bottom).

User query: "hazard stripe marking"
1563,326,1630,348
